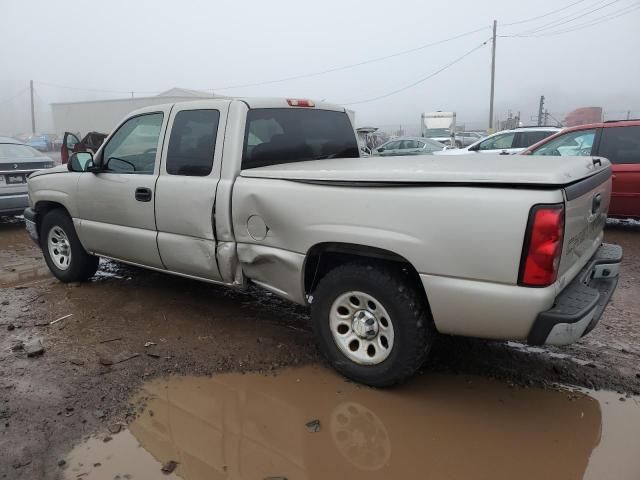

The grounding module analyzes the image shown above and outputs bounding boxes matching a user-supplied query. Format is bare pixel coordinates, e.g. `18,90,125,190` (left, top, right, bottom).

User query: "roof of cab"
126,97,346,118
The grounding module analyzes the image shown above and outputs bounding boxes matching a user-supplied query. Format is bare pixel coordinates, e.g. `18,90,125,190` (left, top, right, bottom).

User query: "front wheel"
310,263,436,387
40,209,99,282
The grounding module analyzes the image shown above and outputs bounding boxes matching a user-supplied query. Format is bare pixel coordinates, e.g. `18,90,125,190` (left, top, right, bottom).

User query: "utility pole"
543,109,549,126
488,19,497,131
29,80,36,134
537,95,545,126
627,110,631,120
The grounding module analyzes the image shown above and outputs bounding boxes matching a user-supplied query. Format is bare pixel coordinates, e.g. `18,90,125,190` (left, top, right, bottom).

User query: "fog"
1,0,639,135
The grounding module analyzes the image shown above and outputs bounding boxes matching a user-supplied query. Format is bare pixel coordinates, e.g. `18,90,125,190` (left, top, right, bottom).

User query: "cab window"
531,129,596,156
102,113,164,174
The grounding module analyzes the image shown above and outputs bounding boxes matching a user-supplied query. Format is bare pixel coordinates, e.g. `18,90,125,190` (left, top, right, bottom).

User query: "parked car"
524,120,640,219
435,127,560,155
0,137,54,216
24,98,621,387
375,136,446,156
61,131,108,164
26,135,52,152
456,131,485,147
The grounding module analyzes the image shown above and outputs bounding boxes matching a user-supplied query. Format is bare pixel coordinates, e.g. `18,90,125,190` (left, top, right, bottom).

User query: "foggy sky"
1,0,639,134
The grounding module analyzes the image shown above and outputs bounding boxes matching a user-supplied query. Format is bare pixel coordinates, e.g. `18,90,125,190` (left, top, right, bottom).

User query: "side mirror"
468,143,480,152
377,147,385,153
68,152,94,172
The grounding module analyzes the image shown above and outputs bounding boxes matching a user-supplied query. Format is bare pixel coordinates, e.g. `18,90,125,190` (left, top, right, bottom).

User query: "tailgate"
558,168,612,280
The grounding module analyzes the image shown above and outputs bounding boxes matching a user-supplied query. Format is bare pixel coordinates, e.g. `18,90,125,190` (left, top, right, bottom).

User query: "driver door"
76,108,170,268
61,132,80,164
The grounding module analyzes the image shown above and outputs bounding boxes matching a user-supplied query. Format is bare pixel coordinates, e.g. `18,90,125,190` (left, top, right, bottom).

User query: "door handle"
499,150,510,155
135,187,152,202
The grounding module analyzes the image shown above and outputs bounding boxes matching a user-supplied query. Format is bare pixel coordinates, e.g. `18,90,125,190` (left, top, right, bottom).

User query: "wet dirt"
1,217,639,479
62,365,640,480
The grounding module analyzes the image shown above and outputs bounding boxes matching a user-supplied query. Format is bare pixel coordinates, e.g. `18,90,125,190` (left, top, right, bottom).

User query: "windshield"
242,108,359,169
531,129,597,156
423,128,451,138
0,143,45,159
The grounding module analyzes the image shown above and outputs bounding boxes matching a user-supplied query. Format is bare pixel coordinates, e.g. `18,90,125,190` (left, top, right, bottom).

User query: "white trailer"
51,89,223,135
421,111,456,146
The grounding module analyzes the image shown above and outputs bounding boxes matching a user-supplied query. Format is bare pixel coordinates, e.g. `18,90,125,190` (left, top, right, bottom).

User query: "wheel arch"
303,242,426,302
33,201,70,235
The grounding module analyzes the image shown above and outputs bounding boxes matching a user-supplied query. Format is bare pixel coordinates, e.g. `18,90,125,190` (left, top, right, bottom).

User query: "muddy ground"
0,217,639,479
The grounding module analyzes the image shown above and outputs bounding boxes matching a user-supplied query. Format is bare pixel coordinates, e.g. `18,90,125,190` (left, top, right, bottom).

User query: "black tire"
310,263,436,387
40,209,99,282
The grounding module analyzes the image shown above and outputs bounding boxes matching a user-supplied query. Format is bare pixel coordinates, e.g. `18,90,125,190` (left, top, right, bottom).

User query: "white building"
51,88,224,135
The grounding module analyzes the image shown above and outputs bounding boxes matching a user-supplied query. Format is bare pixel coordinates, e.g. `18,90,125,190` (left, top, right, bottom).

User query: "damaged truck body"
24,97,622,386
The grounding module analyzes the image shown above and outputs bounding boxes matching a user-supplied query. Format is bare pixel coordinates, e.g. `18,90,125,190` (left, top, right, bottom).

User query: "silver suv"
435,127,560,156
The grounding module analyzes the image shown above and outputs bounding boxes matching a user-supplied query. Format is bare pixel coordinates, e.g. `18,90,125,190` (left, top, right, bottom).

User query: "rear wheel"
40,209,99,282
311,263,436,387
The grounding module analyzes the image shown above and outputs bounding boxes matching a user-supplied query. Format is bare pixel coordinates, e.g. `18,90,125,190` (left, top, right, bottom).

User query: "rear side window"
478,132,515,150
517,131,556,148
242,109,359,169
598,126,640,164
167,110,220,176
382,141,401,150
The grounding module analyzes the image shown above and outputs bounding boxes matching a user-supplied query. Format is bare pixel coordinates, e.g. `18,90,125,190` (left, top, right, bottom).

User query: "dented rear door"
155,101,230,281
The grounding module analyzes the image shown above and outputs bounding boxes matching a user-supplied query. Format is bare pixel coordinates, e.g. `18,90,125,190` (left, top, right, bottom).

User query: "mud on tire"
40,208,99,282
310,263,436,387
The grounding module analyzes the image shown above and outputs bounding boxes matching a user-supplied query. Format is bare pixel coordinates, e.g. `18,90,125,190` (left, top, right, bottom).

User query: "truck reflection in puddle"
61,365,633,480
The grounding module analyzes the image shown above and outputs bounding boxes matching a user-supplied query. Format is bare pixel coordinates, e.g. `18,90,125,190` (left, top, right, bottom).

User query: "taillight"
518,204,565,287
286,98,315,107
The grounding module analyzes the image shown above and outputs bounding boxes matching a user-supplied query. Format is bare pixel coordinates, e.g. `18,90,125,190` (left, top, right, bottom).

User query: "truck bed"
240,154,609,186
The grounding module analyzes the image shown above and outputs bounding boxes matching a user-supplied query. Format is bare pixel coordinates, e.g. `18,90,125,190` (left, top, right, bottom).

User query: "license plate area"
6,174,26,184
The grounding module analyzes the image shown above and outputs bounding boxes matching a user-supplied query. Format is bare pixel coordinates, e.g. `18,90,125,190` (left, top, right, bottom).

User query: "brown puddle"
63,365,640,480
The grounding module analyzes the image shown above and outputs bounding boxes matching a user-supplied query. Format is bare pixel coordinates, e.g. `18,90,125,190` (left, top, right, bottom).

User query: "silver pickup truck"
24,98,622,386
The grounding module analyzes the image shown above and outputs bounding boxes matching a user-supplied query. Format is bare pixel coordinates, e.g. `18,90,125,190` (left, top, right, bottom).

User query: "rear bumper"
0,193,29,216
527,243,622,346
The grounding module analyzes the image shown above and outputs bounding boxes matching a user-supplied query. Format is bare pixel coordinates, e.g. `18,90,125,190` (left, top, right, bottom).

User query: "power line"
208,1,601,91
508,0,623,36
339,39,491,106
526,2,640,36
0,88,29,107
510,0,609,34
501,0,589,26
206,27,491,91
30,27,490,96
